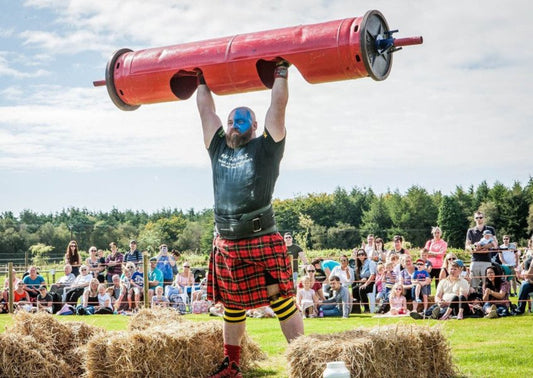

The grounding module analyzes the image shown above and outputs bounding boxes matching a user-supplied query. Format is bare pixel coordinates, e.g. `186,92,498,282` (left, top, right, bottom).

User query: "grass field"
1,311,531,377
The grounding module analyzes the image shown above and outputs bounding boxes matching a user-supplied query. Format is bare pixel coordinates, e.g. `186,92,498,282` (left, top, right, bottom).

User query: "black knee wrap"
270,296,298,321
223,307,247,323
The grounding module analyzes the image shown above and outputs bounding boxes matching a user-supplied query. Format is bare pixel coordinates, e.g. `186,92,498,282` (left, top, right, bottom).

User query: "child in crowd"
388,283,407,315
420,248,433,273
130,264,144,311
374,263,385,303
382,261,397,302
151,285,169,308
412,259,431,313
296,276,319,318
475,229,495,249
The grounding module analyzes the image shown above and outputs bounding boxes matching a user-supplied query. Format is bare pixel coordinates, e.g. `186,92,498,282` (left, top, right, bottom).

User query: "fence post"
8,262,13,314
143,254,149,309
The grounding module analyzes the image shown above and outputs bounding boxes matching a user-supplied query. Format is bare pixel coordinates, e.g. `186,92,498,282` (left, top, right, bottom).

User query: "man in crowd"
465,211,498,291
319,275,350,318
284,232,308,285
196,60,303,378
124,240,142,266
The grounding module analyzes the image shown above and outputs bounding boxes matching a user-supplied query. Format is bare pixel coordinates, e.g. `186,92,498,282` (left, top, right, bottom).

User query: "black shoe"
410,311,423,320
208,356,243,378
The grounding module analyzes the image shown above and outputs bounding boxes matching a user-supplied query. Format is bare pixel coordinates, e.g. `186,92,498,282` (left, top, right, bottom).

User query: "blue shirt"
149,268,164,288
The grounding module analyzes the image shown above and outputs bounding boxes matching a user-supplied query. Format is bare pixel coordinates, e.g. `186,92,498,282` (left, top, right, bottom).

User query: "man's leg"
267,284,303,342
516,281,533,313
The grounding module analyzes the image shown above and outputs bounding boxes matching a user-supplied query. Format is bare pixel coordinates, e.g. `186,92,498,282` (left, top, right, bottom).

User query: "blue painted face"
232,108,252,134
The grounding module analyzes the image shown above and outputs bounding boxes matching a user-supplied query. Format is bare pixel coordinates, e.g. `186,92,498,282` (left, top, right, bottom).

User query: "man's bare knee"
267,284,280,301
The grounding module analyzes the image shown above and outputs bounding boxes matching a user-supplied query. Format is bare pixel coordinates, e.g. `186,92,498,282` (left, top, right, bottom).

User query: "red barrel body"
100,10,422,110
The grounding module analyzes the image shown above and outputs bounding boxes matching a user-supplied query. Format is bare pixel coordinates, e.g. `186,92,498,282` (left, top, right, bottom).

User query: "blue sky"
1,0,532,215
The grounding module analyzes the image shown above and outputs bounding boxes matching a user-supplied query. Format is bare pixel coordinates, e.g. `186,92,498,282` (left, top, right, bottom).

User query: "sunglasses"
183,266,190,268
475,216,483,219
395,288,403,291
416,263,424,266
447,257,456,261
357,253,366,256
307,270,316,273
81,268,87,271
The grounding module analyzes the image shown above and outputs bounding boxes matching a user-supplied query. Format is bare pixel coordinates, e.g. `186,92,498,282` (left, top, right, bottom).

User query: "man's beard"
226,127,253,149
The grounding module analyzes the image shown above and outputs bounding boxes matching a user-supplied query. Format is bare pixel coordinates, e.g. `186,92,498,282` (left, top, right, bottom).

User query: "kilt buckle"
252,217,262,233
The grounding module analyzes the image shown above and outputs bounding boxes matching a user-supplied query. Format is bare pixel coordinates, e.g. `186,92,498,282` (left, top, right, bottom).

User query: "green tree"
361,195,393,239
438,195,469,248
29,243,54,266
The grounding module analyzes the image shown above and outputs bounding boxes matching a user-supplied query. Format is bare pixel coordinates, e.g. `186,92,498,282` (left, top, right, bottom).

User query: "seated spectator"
297,264,325,301
482,265,510,318
374,263,386,304
296,276,319,318
318,275,350,318
151,286,170,308
439,253,458,282
148,257,164,302
2,269,21,303
310,258,330,283
130,263,145,311
399,255,417,312
192,277,208,302
350,249,376,314
174,262,195,297
50,264,76,301
377,261,397,313
412,259,431,313
22,266,46,300
115,263,135,312
330,255,353,288
433,261,471,320
95,283,114,314
13,281,32,312
64,265,92,305
76,279,100,315
109,274,122,301
388,283,407,315
36,285,53,314
512,252,533,315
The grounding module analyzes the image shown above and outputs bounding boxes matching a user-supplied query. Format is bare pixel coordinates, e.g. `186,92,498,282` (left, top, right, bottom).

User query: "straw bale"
128,307,185,331
0,333,71,377
86,320,264,378
286,324,456,378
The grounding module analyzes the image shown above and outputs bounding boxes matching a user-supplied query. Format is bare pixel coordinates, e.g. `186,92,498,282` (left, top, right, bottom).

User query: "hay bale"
128,307,185,331
0,333,71,377
6,311,105,376
87,320,264,378
286,325,456,378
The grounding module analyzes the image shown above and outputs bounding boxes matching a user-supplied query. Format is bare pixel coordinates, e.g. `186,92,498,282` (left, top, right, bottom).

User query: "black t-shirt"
287,244,304,273
208,127,285,216
466,225,496,262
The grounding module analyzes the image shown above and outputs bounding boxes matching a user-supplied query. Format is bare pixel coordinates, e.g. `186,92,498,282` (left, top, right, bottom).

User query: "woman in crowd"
174,261,195,295
330,254,354,288
298,264,325,301
105,242,124,283
399,255,416,311
65,240,81,276
351,249,376,313
439,252,458,282
424,226,447,287
76,278,100,315
482,265,510,318
64,265,92,305
374,238,388,262
86,246,106,283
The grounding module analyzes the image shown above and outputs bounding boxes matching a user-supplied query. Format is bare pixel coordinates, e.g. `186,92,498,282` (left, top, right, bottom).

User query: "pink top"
425,238,447,269
389,295,406,310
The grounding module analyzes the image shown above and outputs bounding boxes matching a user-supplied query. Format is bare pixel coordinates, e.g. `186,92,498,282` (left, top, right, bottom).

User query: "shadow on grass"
246,367,279,377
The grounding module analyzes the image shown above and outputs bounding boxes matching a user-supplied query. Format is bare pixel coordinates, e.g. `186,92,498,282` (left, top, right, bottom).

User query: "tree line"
1,179,532,263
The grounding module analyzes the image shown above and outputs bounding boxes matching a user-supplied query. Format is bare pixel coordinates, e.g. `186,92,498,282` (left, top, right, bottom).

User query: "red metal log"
95,10,422,111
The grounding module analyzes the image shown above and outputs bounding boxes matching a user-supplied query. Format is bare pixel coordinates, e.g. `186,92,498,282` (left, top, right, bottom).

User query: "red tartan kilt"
207,233,295,310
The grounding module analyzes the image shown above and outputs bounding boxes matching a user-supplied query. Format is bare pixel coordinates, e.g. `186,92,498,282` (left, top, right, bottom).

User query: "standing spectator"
433,261,471,320
36,285,53,313
319,276,350,318
362,234,377,260
65,240,81,276
391,235,410,256
86,246,106,283
424,226,447,287
374,238,388,262
156,244,176,287
105,242,124,283
22,266,45,300
498,235,519,296
284,232,308,285
124,240,142,266
50,264,76,301
465,211,498,291
64,265,92,305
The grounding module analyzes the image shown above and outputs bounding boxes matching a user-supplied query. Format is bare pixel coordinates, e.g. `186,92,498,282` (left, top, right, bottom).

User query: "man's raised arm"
265,61,289,142
196,77,222,149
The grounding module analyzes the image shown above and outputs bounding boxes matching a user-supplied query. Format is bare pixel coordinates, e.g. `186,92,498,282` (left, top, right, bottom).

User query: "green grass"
1,312,531,377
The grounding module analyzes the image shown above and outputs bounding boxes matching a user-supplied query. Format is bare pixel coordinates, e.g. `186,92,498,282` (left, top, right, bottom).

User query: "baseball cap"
39,285,47,290
455,259,465,267
483,230,492,235
149,257,157,262
130,240,137,244
415,259,425,264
